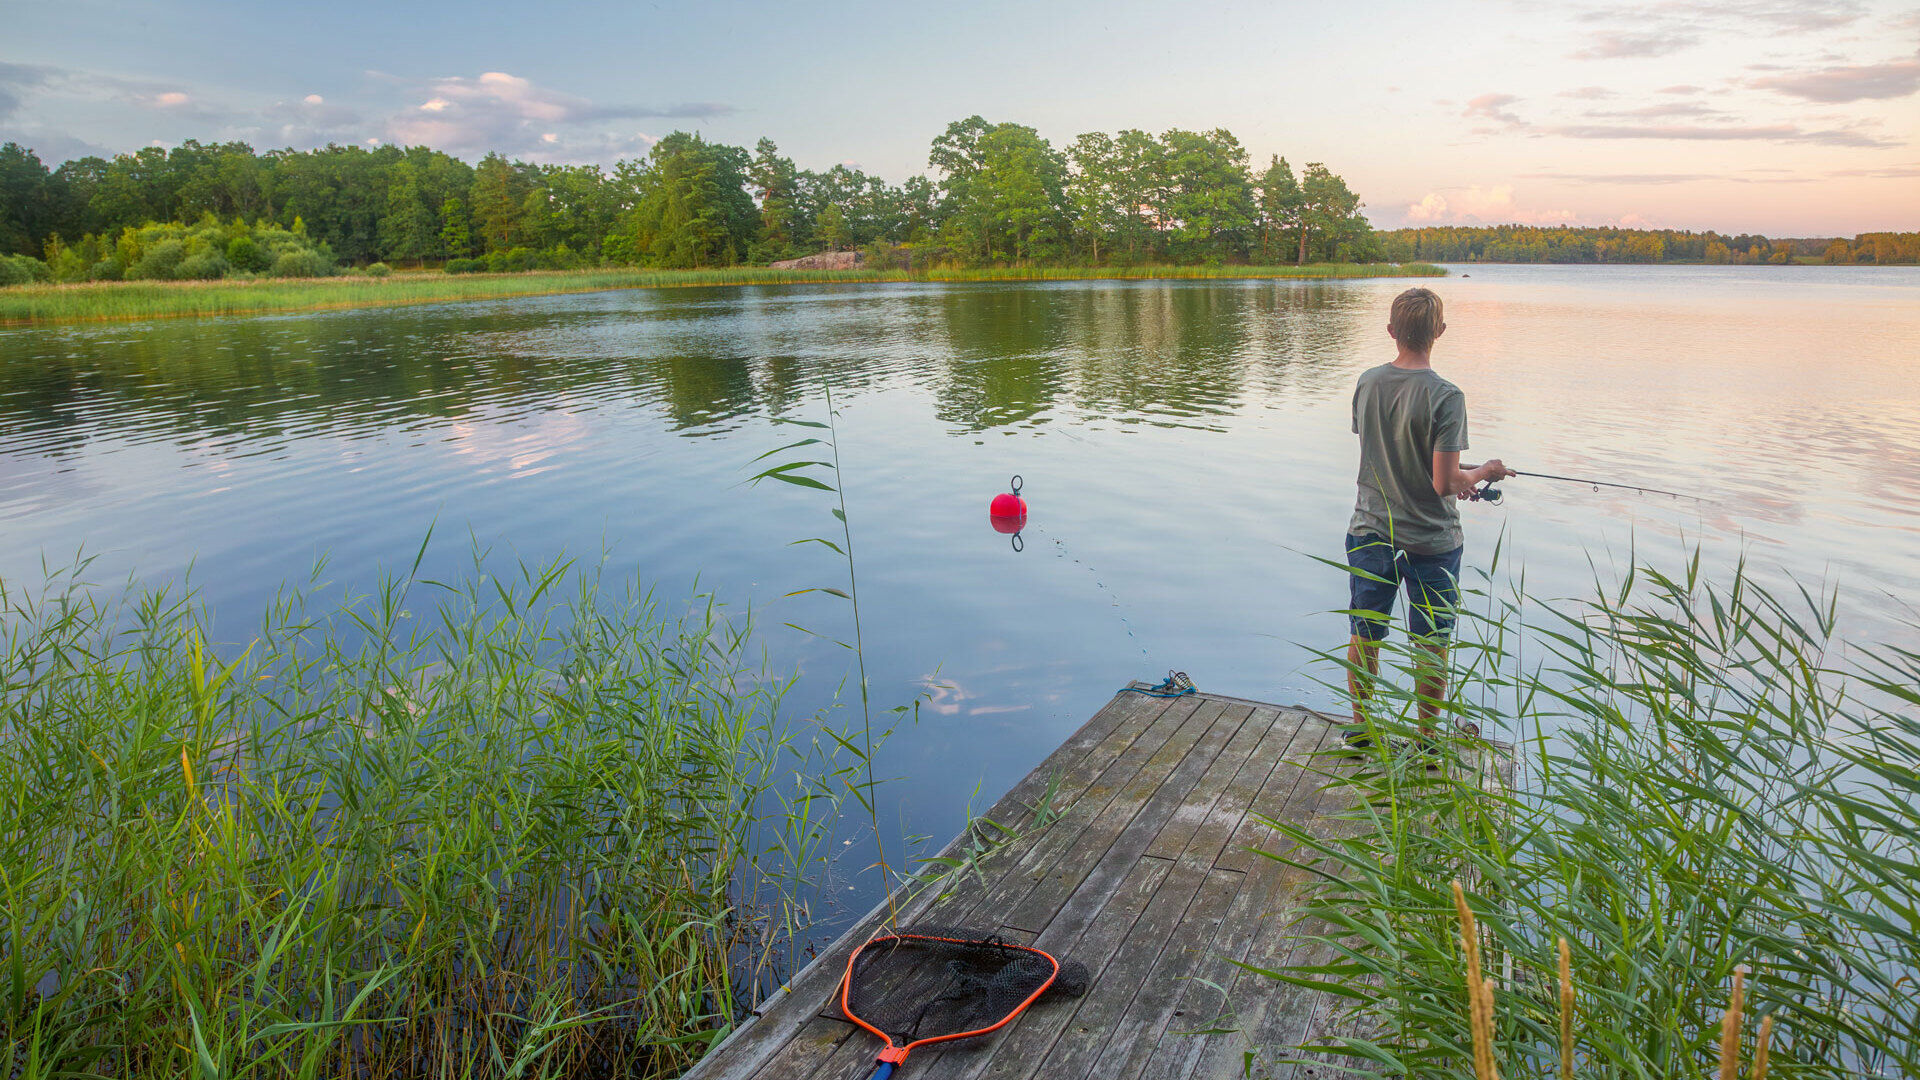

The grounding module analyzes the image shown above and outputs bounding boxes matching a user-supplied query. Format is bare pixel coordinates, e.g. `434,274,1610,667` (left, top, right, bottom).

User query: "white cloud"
1404,185,1575,225
261,93,363,144
384,70,733,159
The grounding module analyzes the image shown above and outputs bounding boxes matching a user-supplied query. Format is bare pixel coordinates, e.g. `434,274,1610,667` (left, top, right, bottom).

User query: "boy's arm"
1432,451,1512,497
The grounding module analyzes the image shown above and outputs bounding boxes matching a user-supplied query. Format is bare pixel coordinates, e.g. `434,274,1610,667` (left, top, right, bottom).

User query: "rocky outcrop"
768,250,864,270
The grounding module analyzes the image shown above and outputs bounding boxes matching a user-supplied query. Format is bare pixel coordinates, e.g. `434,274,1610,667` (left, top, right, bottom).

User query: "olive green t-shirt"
1348,363,1469,555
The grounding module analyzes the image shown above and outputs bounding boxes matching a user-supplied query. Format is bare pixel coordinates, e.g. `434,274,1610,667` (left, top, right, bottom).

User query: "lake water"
5,264,1919,923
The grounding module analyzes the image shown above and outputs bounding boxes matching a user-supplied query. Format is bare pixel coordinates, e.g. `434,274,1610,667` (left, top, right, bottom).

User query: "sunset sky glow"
4,0,1917,235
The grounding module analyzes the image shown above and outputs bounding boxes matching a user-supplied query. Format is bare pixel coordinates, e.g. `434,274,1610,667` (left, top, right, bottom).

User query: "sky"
3,0,1918,236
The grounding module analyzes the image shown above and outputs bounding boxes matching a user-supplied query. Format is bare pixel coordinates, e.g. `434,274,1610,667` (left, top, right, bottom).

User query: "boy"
1344,287,1511,747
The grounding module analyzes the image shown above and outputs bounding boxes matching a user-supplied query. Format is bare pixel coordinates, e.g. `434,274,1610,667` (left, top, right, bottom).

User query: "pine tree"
438,197,474,259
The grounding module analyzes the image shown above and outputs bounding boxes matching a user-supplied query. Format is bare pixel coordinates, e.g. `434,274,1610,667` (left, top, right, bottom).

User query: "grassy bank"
0,555,864,1079
0,263,1445,326
1264,557,1920,1076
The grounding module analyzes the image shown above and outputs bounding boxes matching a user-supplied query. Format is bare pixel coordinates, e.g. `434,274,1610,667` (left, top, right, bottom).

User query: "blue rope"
1123,672,1195,698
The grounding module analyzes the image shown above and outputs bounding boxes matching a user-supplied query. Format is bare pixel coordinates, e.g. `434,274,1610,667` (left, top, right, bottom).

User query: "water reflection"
5,267,1920,956
0,283,1384,465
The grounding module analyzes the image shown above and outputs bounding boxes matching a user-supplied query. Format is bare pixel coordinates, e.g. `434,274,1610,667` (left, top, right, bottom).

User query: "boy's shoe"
1388,730,1444,769
1341,728,1374,757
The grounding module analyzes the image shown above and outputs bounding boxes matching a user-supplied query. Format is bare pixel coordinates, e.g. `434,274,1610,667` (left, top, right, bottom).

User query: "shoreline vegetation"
10,546,1917,1077
0,262,1445,325
0,554,874,1079
1267,557,1920,1076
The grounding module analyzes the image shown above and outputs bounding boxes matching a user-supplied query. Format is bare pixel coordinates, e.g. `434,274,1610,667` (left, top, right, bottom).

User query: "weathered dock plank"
680,685,1506,1080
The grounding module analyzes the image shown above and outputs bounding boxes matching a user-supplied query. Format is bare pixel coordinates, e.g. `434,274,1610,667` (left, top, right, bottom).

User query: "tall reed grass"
0,263,1445,326
0,550,866,1078
1260,552,1920,1077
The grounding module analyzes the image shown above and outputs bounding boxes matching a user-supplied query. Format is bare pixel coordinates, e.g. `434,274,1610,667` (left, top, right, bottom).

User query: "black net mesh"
842,926,1089,1046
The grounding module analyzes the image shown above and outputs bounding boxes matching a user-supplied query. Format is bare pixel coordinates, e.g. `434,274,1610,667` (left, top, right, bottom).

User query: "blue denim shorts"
1345,533,1463,642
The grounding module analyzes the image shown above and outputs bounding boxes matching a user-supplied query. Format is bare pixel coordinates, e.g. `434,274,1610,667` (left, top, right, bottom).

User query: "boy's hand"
1477,458,1516,481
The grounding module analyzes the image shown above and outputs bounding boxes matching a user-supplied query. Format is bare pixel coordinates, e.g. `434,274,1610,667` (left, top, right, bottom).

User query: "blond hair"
1390,288,1445,353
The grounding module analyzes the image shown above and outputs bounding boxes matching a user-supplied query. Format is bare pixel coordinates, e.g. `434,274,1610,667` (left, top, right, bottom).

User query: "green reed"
1257,550,1919,1078
0,549,866,1079
0,263,1445,325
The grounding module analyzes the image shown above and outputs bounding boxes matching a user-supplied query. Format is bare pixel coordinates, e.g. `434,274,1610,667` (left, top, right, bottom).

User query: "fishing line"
1514,469,1702,500
1029,522,1153,660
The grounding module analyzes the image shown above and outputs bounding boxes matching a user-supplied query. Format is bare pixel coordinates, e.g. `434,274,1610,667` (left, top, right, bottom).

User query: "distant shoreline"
0,263,1446,327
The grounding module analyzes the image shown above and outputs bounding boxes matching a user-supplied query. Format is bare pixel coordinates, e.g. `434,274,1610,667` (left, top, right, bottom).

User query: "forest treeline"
0,120,1375,284
1380,224,1920,265
4,127,1911,286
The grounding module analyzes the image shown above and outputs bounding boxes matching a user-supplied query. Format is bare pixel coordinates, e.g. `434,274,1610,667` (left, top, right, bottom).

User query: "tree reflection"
0,282,1365,462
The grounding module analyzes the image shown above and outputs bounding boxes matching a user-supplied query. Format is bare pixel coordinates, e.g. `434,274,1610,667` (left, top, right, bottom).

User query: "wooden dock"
683,685,1377,1080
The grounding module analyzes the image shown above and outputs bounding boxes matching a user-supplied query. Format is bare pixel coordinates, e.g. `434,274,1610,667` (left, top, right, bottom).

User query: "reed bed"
0,263,1444,326
1261,553,1920,1077
0,553,864,1079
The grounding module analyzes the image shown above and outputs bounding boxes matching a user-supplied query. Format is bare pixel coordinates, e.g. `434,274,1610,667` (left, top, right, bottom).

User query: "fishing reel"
1470,483,1503,504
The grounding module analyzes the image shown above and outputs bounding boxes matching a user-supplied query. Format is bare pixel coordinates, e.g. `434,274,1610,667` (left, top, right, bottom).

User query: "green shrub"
445,256,488,274
489,246,539,273
125,239,186,280
540,244,583,270
46,236,107,283
363,261,392,277
42,221,337,284
0,253,52,286
225,235,263,272
174,250,230,280
268,248,334,278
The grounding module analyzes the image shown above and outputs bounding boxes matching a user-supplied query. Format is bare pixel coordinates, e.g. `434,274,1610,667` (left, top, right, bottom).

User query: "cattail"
1752,1015,1773,1080
1557,936,1574,1080
1453,881,1498,1080
1718,966,1748,1080
1479,976,1502,1080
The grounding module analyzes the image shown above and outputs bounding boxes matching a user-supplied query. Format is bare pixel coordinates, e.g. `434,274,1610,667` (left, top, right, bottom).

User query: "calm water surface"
5,264,1919,921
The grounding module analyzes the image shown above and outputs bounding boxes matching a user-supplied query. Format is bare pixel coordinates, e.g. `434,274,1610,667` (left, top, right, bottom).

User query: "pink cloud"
1749,58,1920,103
1462,93,1525,126
1405,185,1575,225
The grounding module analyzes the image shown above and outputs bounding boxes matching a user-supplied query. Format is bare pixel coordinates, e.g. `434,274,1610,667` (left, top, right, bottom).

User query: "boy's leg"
1414,643,1447,726
1344,534,1399,737
1347,635,1381,727
1404,546,1465,728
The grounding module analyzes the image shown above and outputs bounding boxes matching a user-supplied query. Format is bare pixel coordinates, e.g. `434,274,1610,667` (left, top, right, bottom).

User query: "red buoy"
989,474,1027,533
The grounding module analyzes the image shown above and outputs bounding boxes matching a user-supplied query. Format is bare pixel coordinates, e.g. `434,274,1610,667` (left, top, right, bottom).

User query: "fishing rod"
1473,468,1704,504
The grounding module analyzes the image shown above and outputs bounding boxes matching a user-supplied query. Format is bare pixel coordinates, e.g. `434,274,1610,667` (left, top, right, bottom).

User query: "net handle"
839,931,1065,1064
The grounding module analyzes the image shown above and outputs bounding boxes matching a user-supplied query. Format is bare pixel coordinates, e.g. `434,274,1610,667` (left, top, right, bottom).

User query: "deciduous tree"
625,132,756,268
1256,155,1302,264
1158,128,1255,262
